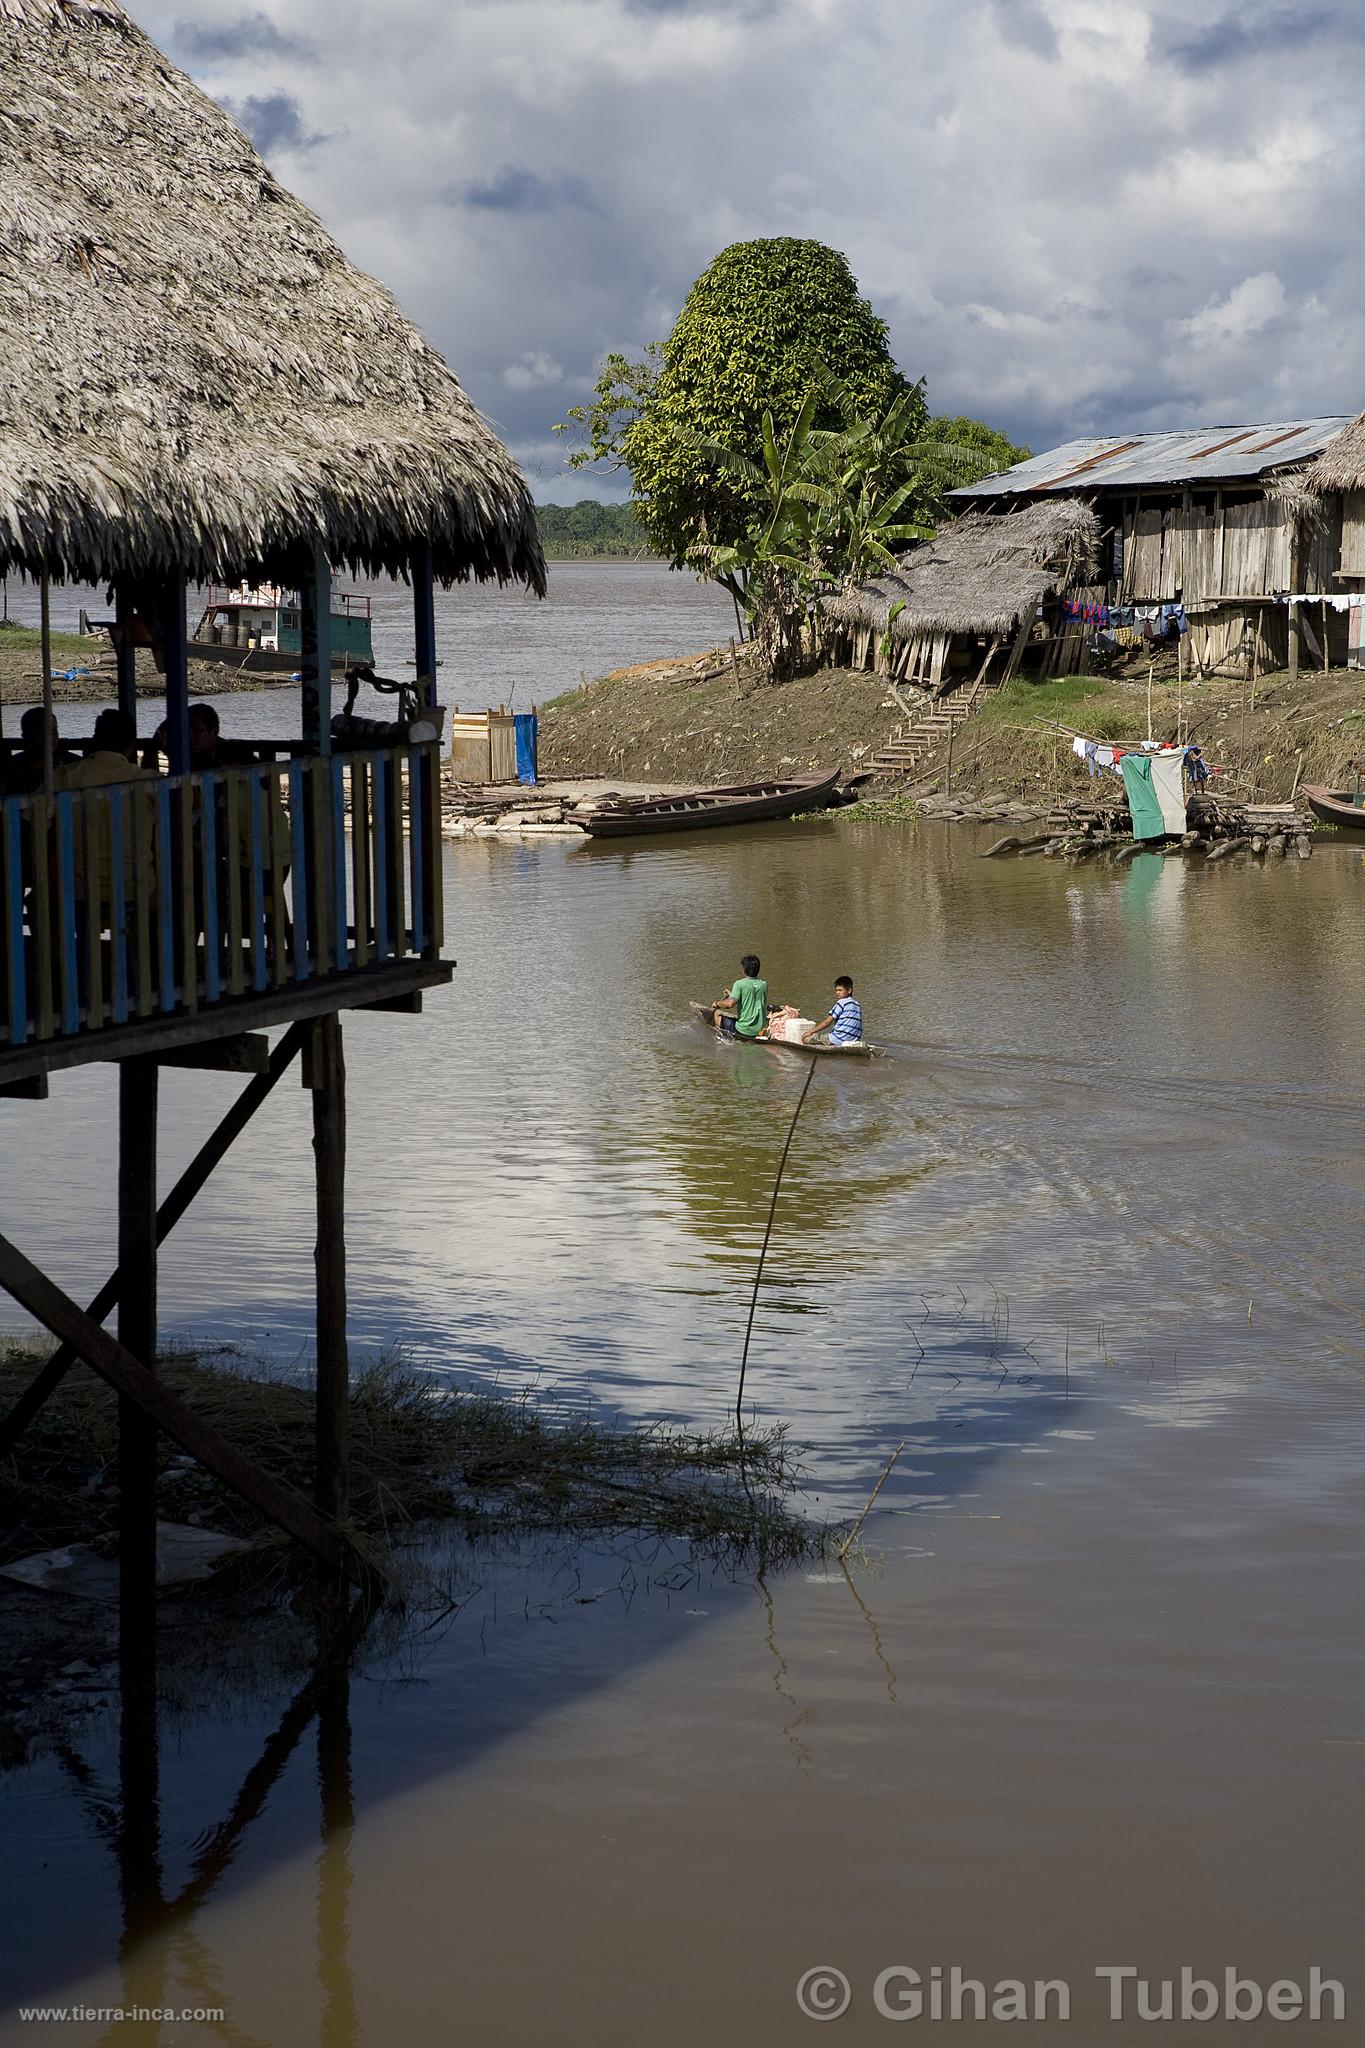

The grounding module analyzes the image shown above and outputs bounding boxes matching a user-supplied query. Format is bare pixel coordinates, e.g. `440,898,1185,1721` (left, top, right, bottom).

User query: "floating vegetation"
0,1343,822,1579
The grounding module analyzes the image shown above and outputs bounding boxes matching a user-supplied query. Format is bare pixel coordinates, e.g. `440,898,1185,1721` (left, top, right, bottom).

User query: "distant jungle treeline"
534,501,654,557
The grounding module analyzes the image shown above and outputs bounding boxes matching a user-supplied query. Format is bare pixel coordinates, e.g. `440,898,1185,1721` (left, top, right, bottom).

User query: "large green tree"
557,238,917,568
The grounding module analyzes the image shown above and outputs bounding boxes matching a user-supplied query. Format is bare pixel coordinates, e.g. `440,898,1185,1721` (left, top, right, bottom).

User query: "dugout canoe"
689,1003,879,1056
1303,786,1365,831
578,770,841,837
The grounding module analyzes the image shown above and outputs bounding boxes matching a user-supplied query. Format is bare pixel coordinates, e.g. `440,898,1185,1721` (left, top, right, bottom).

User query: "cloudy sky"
136,0,1365,499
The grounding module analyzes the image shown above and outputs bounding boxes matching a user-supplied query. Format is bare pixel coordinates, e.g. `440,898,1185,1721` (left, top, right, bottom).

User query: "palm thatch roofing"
1304,412,1365,495
0,0,544,591
822,500,1099,639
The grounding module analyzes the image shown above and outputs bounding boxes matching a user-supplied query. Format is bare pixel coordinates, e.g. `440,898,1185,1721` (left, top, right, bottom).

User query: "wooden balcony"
0,740,449,1085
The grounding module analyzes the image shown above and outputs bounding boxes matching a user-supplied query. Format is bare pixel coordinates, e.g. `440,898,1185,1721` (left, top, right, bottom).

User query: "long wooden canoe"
689,1002,879,1057
578,770,841,837
1303,786,1365,831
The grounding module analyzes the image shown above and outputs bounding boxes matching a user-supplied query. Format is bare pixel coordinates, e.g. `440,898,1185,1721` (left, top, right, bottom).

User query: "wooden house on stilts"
0,0,544,1594
946,417,1360,679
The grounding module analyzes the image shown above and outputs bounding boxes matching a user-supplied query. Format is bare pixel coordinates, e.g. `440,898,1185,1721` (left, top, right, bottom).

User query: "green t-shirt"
730,976,769,1037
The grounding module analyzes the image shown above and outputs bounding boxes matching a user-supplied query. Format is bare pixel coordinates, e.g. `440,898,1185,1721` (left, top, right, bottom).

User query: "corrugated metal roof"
950,417,1352,498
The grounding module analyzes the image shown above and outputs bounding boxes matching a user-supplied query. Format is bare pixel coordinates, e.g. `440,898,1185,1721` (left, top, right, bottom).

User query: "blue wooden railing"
0,743,443,1053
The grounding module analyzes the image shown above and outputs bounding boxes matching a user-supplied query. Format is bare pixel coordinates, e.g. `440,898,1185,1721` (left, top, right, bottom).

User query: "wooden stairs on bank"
865,624,1026,783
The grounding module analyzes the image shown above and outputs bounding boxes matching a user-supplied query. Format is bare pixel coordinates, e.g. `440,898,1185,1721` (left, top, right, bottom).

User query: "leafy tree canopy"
558,239,916,566
928,415,1031,483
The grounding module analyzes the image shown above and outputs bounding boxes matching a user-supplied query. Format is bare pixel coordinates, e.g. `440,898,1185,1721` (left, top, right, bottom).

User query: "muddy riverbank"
540,646,1365,805
0,628,299,706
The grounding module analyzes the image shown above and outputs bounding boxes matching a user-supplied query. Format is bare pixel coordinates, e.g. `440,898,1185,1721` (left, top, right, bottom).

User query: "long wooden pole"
0,1022,308,1456
312,1013,348,1555
117,1057,159,1613
0,1226,359,1579
40,574,54,802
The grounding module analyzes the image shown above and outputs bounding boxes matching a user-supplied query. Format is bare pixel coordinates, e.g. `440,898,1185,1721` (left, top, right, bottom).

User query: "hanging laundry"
1120,754,1167,840
1072,734,1089,762
1148,751,1187,835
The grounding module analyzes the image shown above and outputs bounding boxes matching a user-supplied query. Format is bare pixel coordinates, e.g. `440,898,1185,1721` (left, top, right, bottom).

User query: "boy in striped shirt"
804,976,863,1046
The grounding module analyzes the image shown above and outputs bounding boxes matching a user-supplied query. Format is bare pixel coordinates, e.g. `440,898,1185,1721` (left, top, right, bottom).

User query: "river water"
4,768,1365,2034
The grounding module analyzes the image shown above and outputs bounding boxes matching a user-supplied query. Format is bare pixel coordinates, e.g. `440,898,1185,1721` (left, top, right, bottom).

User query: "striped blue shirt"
829,995,863,1043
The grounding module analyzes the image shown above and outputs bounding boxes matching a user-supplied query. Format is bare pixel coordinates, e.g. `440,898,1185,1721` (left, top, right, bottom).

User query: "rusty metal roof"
949,417,1352,498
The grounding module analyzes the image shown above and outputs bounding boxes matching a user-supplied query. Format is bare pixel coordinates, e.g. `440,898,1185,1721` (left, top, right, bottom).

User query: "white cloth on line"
1149,751,1187,835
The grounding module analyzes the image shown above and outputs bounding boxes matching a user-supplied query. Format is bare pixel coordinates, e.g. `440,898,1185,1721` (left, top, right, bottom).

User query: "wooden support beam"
160,575,190,776
0,1074,48,1100
114,584,139,727
301,543,333,756
147,1034,271,1075
117,1057,159,1615
0,1023,308,1457
311,1014,348,1568
411,542,439,709
356,991,424,1015
0,1226,359,1581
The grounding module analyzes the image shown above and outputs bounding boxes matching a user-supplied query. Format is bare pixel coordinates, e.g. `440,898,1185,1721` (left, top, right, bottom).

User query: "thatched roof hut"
1304,413,1365,495
823,500,1099,641
0,0,544,592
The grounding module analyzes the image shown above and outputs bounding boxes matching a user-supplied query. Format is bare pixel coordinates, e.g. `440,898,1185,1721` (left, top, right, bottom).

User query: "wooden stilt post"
300,545,333,757
411,542,438,711
118,1056,158,1615
316,1639,357,2040
160,574,190,775
312,1012,348,1559
114,584,139,726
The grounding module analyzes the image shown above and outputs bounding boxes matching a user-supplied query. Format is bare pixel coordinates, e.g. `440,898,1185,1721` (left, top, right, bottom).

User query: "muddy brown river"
3,817,1364,2043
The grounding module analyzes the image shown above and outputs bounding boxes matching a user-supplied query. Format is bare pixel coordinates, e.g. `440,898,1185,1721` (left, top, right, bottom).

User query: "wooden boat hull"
690,1002,878,1056
1304,786,1365,830
579,770,841,837
186,640,354,673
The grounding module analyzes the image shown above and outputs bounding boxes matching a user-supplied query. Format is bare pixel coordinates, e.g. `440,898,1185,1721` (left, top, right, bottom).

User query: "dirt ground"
539,646,1365,804
539,652,895,783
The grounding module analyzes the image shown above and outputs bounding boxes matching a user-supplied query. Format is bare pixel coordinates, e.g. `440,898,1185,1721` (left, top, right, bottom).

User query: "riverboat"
1303,786,1365,831
689,1003,879,1056
579,770,841,837
187,583,374,672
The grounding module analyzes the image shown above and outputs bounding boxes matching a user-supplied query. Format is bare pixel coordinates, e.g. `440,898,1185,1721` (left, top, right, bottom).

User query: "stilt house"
947,417,1358,677
0,0,543,1587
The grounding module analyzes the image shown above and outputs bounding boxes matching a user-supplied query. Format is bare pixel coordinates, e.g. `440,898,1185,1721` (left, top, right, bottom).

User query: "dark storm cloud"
1164,5,1339,72
987,0,1058,60
220,92,324,157
172,11,313,61
452,167,601,214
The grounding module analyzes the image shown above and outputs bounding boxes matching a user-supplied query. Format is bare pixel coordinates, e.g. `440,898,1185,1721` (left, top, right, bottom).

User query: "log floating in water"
1207,835,1251,862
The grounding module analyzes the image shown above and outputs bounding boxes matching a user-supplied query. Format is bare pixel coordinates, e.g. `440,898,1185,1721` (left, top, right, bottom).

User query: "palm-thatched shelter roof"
822,500,1099,640
1304,412,1365,495
0,0,544,591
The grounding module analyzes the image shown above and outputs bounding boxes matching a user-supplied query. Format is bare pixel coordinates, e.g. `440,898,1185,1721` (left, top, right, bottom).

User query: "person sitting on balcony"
4,706,75,795
56,708,147,790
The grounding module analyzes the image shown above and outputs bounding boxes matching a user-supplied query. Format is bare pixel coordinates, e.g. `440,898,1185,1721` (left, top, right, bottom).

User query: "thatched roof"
0,0,544,590
1305,413,1365,495
823,500,1099,639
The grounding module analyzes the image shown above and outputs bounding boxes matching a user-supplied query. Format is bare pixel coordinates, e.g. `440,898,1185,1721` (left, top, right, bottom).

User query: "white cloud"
502,350,567,391
133,0,1365,487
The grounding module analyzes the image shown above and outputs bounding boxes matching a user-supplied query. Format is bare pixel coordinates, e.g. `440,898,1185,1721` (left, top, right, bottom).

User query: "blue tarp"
514,713,538,785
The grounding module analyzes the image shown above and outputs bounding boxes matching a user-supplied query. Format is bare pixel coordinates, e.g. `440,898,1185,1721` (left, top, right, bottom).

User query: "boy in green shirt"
713,953,771,1039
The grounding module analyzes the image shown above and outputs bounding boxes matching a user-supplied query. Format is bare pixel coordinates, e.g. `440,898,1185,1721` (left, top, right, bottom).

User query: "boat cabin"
192,583,374,668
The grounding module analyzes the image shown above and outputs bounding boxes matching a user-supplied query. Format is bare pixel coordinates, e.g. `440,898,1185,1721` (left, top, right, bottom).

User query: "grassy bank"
0,1342,819,1571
